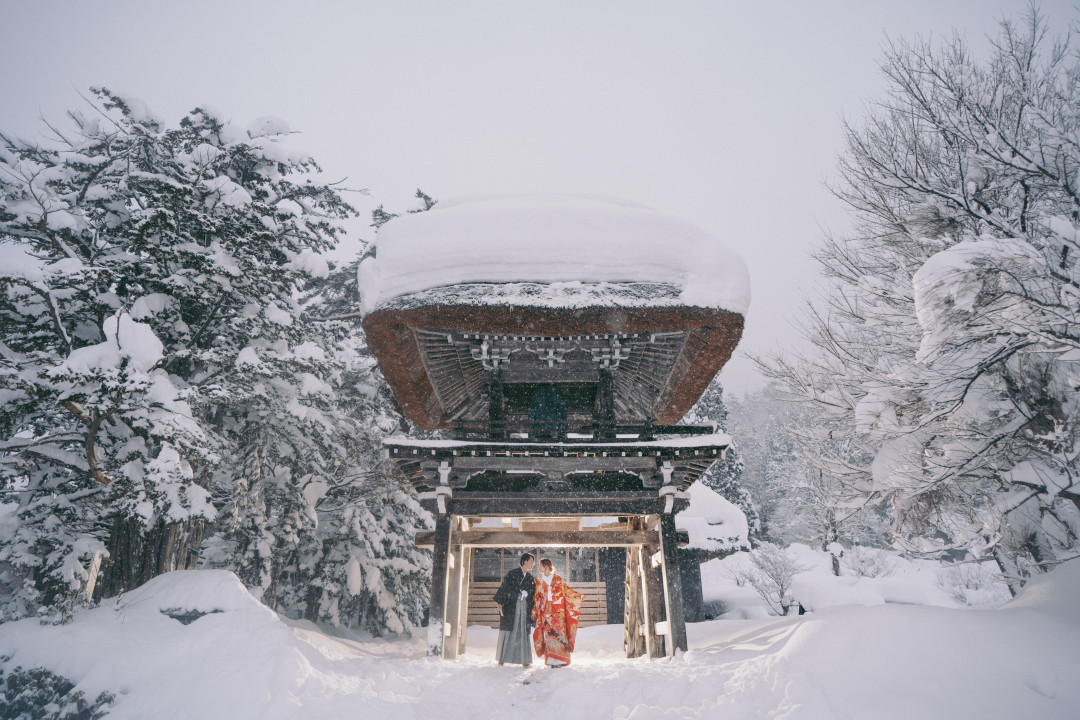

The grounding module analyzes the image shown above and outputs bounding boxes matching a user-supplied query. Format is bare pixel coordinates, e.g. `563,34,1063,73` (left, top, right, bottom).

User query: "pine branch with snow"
0,89,436,627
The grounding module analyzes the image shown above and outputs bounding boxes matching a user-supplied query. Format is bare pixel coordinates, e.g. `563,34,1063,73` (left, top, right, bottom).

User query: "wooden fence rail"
467,580,609,628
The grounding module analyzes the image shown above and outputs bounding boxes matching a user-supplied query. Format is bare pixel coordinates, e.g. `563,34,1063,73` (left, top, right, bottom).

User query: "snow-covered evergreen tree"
0,89,418,621
259,250,432,634
684,379,760,541
760,10,1080,590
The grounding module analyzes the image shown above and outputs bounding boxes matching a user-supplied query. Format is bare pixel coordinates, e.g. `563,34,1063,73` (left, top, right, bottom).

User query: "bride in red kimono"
531,557,584,667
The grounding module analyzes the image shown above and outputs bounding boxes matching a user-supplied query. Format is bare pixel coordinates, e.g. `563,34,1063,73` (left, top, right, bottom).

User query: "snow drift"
1,559,1078,719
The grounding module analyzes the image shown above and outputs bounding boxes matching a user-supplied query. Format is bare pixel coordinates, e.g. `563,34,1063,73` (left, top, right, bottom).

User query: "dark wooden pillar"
659,513,688,654
679,548,705,623
597,368,616,440
427,512,452,657
600,547,627,624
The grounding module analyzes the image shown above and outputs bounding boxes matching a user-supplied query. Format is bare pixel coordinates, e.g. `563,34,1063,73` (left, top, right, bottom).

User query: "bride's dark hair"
539,558,554,571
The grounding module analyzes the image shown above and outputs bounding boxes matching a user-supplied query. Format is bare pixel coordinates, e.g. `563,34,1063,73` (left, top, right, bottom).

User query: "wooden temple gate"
360,200,746,661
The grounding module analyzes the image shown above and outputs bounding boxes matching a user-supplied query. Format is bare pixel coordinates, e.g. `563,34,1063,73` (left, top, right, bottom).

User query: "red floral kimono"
531,573,583,666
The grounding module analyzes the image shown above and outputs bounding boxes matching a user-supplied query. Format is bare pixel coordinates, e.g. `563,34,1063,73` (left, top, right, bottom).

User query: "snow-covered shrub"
937,563,1003,605
0,658,113,720
746,543,807,615
842,546,897,578
721,563,754,588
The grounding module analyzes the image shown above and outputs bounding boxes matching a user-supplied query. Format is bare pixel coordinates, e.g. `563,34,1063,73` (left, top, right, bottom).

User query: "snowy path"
1,567,1078,719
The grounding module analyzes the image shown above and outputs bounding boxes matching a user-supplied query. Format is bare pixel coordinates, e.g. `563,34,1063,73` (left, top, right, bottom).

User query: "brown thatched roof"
363,300,743,431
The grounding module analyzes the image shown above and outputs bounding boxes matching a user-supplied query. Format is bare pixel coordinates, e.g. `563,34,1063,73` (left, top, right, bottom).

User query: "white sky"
2,0,1075,394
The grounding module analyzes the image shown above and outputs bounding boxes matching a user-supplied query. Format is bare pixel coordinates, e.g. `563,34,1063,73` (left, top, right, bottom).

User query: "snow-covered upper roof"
357,195,750,315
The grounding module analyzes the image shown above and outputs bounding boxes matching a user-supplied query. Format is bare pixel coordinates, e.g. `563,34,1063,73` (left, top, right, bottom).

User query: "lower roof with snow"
357,196,749,431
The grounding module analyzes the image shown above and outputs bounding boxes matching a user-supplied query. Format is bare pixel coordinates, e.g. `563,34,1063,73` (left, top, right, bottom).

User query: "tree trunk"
992,547,1020,598
94,516,205,601
262,543,287,611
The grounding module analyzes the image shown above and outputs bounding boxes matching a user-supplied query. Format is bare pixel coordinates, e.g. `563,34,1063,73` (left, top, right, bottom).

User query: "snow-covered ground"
699,544,1012,619
2,558,1077,719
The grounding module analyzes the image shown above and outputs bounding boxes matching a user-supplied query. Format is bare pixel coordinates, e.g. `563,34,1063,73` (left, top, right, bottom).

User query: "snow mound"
792,572,888,609
357,195,751,315
117,569,269,618
1001,556,1080,619
0,570,317,720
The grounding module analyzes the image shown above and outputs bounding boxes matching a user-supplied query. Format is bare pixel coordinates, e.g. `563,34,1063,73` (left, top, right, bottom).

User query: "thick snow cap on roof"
676,482,750,553
357,195,750,315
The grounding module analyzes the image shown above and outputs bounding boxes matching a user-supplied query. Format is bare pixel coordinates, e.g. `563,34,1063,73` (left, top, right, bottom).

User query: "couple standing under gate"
493,553,584,668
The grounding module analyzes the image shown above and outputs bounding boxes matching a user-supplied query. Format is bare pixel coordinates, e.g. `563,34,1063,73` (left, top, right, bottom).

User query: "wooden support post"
623,539,646,658
642,516,666,659
457,547,473,655
444,518,466,660
428,513,452,657
659,512,688,654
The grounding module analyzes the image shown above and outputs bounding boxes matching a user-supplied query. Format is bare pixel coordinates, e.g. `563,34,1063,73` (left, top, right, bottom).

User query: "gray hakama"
495,594,533,665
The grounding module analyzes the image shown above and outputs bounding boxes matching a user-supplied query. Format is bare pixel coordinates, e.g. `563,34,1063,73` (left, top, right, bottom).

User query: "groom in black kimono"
493,552,536,666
